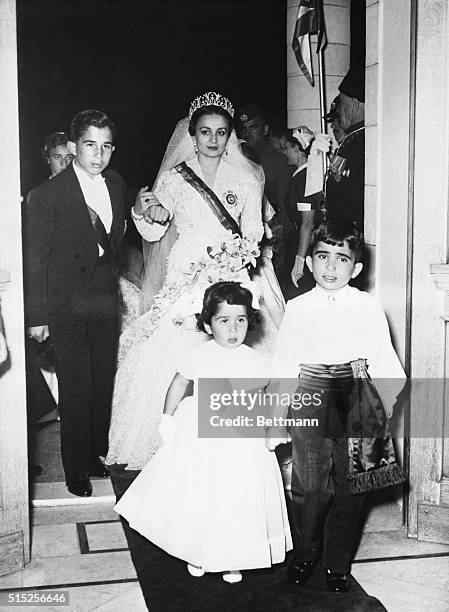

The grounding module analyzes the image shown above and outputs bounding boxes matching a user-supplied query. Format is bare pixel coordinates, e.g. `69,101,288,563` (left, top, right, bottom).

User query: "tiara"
189,91,234,119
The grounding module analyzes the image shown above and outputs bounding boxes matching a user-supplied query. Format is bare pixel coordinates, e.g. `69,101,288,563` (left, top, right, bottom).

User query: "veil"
141,117,193,312
140,116,265,313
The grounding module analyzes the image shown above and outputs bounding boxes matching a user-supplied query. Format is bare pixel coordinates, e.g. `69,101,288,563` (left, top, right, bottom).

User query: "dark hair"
41,131,69,161
310,218,364,263
70,109,116,143
285,134,306,152
188,105,233,136
196,281,260,333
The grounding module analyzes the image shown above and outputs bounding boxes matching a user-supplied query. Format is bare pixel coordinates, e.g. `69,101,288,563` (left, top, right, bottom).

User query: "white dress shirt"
274,285,405,377
272,284,406,412
73,161,112,256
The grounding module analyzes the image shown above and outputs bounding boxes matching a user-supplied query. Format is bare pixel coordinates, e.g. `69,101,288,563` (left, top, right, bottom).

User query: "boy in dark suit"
23,109,132,496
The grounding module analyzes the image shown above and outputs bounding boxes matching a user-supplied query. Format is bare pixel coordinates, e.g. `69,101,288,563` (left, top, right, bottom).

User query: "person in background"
41,131,74,178
267,118,290,153
284,128,321,298
236,105,293,283
324,66,365,230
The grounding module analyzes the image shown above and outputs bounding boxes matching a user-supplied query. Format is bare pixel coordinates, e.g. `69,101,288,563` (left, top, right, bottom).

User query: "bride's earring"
193,140,198,155
225,146,229,156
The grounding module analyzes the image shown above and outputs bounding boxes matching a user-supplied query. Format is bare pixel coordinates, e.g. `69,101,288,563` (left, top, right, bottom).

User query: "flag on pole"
292,0,326,85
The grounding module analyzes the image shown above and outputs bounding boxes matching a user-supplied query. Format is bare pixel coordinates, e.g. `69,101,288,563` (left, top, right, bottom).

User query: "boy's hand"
265,436,290,451
265,425,291,451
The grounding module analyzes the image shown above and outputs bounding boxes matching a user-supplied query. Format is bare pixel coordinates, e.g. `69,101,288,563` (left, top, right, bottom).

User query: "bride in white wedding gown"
107,92,283,469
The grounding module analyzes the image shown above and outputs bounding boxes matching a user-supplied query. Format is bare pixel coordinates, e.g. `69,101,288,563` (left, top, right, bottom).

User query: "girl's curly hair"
196,281,260,333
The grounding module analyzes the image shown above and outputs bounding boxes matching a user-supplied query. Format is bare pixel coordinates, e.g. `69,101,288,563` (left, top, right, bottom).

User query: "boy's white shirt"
73,161,112,256
271,284,406,415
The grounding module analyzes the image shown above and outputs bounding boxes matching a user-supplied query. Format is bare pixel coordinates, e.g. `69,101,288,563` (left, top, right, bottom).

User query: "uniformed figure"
236,104,293,280
324,67,365,230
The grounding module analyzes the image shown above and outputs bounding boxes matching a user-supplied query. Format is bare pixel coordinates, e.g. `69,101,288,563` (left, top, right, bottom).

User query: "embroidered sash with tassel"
346,359,405,494
176,162,242,237
297,360,405,495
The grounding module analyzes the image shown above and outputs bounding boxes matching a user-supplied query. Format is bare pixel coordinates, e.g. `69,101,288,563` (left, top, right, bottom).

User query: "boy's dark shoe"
326,569,350,593
66,473,92,497
89,457,109,478
287,559,316,586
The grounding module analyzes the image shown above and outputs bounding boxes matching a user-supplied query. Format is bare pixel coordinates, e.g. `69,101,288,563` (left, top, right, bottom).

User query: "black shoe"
326,569,350,593
66,473,92,497
89,457,109,478
287,559,316,586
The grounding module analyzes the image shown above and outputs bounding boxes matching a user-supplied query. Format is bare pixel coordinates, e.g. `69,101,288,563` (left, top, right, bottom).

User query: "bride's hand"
135,187,169,225
134,187,161,213
143,203,170,225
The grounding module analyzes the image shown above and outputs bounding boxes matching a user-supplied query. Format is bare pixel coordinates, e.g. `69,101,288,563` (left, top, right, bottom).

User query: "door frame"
0,0,30,575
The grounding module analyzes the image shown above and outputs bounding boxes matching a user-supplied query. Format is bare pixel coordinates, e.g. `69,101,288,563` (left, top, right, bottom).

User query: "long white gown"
107,157,278,469
114,340,292,572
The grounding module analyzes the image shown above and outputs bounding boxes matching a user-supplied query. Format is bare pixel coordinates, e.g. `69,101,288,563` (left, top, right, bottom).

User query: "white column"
287,0,350,133
0,0,30,569
368,0,410,362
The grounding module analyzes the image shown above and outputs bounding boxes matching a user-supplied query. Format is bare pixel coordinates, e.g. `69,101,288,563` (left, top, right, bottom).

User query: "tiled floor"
1,485,448,611
353,531,449,612
12,419,449,612
0,502,147,611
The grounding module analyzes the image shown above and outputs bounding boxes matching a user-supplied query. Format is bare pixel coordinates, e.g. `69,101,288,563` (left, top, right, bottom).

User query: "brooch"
223,190,238,206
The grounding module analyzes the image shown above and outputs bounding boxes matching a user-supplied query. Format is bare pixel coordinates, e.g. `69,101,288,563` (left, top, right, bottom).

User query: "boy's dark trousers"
290,373,365,574
49,256,118,477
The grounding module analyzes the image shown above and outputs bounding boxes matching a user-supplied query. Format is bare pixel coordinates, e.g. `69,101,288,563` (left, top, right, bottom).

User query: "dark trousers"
290,380,364,574
49,258,118,476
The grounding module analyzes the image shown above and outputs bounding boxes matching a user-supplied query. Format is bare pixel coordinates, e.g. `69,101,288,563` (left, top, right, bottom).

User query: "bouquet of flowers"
189,234,260,283
118,235,260,363
147,235,260,332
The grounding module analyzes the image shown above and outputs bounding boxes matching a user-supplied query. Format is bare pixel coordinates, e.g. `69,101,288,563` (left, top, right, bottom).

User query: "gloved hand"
310,133,332,155
158,414,175,443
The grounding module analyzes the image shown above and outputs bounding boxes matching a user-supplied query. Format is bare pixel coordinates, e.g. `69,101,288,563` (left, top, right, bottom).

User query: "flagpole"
317,35,328,217
317,41,328,187
318,44,326,134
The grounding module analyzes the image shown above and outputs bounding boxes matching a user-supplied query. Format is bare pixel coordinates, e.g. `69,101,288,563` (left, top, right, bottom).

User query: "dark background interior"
17,0,287,196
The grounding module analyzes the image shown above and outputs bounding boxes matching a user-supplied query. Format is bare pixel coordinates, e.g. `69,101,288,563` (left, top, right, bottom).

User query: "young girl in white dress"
115,282,292,583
